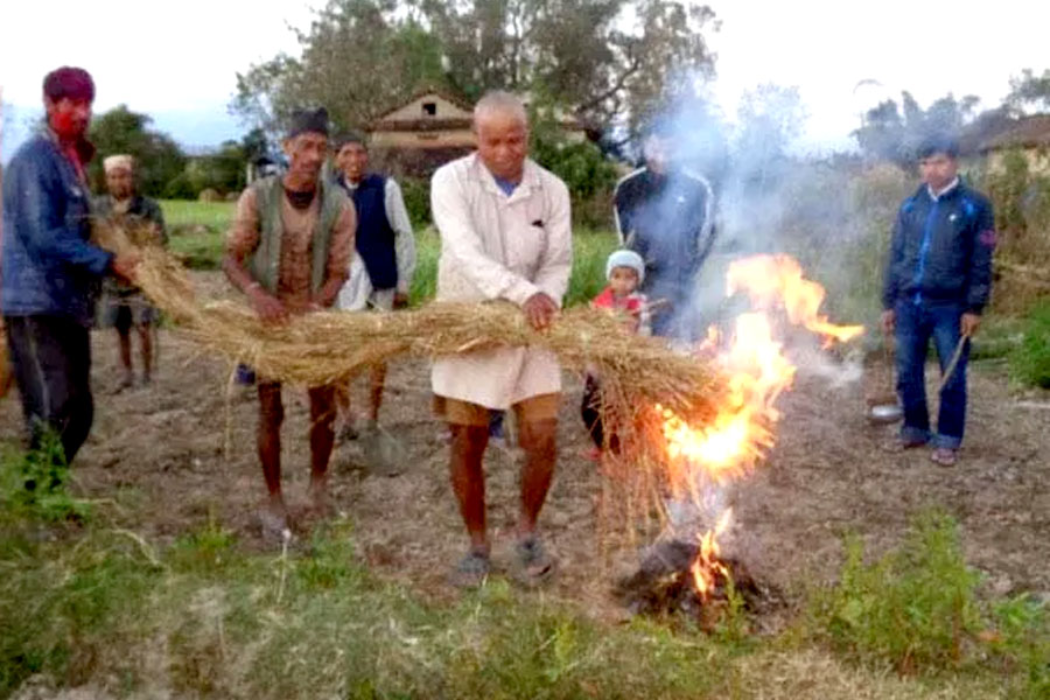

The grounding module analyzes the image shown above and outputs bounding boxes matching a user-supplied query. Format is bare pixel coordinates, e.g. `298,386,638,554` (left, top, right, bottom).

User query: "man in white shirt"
333,133,416,440
430,91,573,587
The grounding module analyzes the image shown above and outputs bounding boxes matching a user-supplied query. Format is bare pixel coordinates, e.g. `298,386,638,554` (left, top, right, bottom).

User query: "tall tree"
232,0,718,140
852,91,980,167
88,105,186,197
232,0,447,137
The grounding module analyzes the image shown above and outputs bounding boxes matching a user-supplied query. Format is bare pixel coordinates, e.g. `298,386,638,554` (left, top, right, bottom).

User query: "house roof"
979,115,1050,152
372,87,475,123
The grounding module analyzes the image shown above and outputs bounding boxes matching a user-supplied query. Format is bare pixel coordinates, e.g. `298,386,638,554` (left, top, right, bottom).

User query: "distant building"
978,115,1050,175
365,89,588,179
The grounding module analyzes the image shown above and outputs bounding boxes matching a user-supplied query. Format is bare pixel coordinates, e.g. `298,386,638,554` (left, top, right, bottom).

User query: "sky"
2,0,1049,162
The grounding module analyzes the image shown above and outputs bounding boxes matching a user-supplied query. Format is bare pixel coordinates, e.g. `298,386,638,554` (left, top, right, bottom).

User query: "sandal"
513,536,556,587
930,448,957,467
449,548,491,588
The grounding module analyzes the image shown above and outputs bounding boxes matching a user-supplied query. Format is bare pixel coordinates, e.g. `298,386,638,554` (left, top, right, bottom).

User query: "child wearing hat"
581,249,650,459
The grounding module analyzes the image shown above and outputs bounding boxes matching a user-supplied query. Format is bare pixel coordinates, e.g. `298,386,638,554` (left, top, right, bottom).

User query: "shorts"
433,393,560,427
100,293,159,331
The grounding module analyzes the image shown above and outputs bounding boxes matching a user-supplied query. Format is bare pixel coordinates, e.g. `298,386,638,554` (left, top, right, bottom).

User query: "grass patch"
159,200,236,230
1,447,1047,699
1009,300,1050,388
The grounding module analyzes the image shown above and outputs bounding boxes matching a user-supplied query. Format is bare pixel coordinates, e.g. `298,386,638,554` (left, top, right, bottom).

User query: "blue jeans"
894,300,970,449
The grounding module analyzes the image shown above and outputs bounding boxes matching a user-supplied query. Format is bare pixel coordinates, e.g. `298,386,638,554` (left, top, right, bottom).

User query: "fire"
659,255,861,601
726,254,864,346
691,509,733,599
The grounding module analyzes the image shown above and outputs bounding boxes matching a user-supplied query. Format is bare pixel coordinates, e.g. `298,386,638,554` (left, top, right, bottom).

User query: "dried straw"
92,219,724,424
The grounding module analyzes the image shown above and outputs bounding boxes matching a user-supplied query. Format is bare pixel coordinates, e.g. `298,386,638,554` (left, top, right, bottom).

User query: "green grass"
1,445,1046,699
159,200,236,230
1009,300,1050,388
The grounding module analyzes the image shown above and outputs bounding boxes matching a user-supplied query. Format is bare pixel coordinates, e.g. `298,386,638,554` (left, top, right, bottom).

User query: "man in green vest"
223,108,356,536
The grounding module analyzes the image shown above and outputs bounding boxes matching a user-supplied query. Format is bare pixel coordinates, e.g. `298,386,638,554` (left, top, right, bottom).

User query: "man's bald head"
473,91,529,183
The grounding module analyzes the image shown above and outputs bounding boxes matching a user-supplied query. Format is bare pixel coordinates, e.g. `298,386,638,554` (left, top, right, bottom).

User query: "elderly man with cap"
614,120,716,339
223,108,356,534
94,154,167,391
331,132,416,443
430,90,573,587
2,67,138,464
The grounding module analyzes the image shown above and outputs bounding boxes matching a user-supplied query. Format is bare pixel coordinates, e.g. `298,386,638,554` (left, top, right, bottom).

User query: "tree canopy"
231,0,718,141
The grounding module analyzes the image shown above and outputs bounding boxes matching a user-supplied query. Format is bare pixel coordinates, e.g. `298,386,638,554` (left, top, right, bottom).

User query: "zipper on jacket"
912,200,939,305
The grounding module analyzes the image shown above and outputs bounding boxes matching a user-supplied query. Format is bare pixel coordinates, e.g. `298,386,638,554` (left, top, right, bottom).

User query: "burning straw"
92,219,724,424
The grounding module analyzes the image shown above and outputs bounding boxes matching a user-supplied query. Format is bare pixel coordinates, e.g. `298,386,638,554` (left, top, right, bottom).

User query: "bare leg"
307,385,337,512
449,423,490,551
517,418,557,537
368,362,387,424
257,382,287,530
138,323,153,383
116,328,133,387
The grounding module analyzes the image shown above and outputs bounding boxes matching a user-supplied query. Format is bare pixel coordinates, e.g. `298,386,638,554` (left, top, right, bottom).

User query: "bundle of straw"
92,220,724,422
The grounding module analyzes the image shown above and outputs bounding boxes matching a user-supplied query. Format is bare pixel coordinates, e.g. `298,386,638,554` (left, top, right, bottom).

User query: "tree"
89,105,187,197
232,0,447,137
1007,68,1050,113
852,91,980,167
232,0,718,140
733,84,805,187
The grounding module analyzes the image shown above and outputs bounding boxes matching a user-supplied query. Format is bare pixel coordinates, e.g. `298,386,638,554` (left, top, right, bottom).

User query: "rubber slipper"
513,536,556,587
449,549,491,589
930,448,957,467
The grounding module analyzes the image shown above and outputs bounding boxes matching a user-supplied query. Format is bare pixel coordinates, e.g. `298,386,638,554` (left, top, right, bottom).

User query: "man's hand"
523,292,559,331
110,252,141,283
961,312,981,338
393,291,410,310
248,285,289,325
880,309,896,335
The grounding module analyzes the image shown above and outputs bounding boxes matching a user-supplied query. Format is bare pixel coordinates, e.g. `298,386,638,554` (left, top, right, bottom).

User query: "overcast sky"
2,0,1048,161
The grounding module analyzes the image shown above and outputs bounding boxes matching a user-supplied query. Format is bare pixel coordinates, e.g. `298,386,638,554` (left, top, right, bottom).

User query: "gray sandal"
513,537,556,587
449,549,491,588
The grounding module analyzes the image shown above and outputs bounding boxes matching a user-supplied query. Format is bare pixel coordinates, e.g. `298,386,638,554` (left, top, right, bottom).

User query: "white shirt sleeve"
384,178,416,295
430,165,540,306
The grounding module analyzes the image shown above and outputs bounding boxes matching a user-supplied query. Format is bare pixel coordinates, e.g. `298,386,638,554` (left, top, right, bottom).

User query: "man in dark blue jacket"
615,121,716,338
1,67,138,463
881,135,995,467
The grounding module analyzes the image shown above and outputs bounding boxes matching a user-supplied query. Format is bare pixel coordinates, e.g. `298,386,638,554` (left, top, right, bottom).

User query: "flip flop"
513,536,556,587
449,549,491,589
930,448,957,467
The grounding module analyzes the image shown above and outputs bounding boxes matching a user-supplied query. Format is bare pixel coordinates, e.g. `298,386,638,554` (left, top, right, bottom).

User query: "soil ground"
3,271,1048,621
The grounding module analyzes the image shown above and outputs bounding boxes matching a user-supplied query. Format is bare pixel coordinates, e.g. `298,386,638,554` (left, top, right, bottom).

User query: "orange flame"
659,255,862,598
726,254,864,346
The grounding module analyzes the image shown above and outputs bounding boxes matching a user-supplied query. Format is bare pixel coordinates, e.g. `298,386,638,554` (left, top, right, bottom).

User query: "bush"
807,511,983,673
400,177,432,229
1009,300,1050,388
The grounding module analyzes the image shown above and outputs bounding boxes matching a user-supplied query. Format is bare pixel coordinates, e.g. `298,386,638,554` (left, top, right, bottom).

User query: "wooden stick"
938,335,970,393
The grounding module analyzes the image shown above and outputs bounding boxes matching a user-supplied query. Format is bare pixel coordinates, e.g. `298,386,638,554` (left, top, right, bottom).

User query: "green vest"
249,176,347,295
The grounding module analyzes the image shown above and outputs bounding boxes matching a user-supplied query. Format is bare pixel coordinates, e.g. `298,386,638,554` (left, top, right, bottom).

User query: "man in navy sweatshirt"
881,135,996,467
1,67,138,463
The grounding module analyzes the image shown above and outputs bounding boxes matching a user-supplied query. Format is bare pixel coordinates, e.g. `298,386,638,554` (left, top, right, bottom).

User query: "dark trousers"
4,315,94,463
894,300,969,449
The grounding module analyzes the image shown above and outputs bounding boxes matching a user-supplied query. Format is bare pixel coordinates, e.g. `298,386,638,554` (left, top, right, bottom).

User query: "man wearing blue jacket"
881,135,996,467
2,67,138,463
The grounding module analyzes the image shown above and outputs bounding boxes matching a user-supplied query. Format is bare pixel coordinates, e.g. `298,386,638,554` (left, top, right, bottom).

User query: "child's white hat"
605,249,645,284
